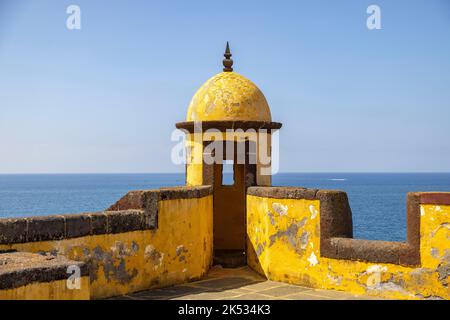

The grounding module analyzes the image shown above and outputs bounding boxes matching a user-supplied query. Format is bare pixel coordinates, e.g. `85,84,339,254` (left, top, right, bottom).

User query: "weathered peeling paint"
186,72,271,122
247,195,450,300
0,196,213,299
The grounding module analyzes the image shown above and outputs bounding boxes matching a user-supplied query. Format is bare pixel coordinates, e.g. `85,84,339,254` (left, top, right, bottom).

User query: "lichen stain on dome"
186,72,272,122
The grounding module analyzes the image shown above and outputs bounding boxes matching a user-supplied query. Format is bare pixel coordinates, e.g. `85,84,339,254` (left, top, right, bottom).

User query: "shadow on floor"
106,266,380,300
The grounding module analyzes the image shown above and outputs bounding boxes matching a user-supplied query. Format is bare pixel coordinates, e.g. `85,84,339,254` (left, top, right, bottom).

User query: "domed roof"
186,43,271,122
186,72,272,122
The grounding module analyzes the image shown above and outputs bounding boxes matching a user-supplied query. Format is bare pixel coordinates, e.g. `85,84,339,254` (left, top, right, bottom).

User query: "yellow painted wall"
0,277,90,300
0,196,213,299
247,195,449,300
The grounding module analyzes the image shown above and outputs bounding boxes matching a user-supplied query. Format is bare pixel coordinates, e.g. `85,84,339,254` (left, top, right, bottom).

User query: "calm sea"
0,173,449,242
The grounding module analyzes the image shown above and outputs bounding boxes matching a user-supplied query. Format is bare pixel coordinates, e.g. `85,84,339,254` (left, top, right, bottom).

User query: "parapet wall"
0,186,213,299
246,187,449,300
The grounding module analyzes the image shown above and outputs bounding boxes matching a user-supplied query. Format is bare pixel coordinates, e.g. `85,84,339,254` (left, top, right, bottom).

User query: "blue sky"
0,0,449,173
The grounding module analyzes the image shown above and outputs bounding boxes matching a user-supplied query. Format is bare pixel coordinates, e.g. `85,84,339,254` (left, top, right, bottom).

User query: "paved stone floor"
110,266,381,300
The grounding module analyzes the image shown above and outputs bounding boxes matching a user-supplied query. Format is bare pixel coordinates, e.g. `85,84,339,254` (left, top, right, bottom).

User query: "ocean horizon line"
0,171,449,175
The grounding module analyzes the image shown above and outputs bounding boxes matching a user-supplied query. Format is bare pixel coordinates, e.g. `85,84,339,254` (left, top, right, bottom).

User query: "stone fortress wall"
246,188,449,300
0,185,448,300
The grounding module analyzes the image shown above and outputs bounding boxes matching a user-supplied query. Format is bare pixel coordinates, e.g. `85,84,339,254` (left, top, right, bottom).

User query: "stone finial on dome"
223,42,233,72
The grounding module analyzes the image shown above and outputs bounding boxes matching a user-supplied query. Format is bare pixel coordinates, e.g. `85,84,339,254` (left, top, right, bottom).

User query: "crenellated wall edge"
0,185,213,245
247,187,450,267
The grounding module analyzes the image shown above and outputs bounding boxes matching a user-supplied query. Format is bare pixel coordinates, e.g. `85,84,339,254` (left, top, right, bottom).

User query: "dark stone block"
407,192,421,248
0,218,27,244
143,192,159,229
399,245,419,266
65,214,91,238
419,192,450,205
27,215,65,242
405,193,421,265
90,212,108,235
247,186,318,200
320,191,421,267
202,163,214,185
244,164,257,188
106,210,146,234
176,120,282,133
107,190,146,211
158,186,213,200
324,237,419,267
317,190,353,239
